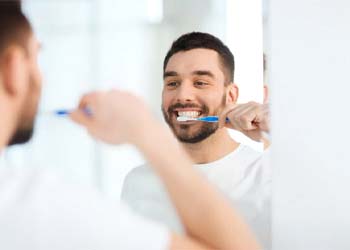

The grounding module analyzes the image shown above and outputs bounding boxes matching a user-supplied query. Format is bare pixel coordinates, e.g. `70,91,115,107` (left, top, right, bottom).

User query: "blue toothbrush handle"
54,107,92,116
54,110,71,116
198,116,230,122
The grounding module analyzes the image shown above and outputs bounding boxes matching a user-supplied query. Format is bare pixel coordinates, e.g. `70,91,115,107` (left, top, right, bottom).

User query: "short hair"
0,1,32,55
163,32,235,84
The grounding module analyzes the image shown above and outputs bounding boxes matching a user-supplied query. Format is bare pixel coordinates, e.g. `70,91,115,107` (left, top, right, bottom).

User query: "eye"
166,81,179,88
194,81,208,87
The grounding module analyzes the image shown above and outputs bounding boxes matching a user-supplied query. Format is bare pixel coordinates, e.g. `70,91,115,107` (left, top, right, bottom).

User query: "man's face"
9,34,42,146
162,48,229,143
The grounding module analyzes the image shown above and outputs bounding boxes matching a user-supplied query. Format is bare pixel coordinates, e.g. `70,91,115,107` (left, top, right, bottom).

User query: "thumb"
218,103,238,128
70,91,98,128
69,109,92,128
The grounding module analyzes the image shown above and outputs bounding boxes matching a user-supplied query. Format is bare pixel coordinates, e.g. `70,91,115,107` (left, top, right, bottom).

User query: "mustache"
167,103,209,114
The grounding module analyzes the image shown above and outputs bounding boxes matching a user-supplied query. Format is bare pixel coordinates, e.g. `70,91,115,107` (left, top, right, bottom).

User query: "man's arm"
169,233,212,250
71,90,260,250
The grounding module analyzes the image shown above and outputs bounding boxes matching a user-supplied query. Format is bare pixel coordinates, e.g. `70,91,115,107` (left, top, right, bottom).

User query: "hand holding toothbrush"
69,90,158,145
218,102,270,143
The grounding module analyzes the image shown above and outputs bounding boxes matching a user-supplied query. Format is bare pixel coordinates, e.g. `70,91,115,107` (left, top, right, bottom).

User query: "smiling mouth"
173,111,204,124
175,110,202,118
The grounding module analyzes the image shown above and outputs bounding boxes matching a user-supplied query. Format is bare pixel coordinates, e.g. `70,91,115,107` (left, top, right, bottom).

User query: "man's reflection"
122,32,271,248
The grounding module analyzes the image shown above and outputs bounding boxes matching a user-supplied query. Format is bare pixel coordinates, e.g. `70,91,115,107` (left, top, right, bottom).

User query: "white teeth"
178,111,200,118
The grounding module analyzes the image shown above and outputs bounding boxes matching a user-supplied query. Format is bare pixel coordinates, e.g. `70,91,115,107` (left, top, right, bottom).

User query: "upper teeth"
178,111,200,118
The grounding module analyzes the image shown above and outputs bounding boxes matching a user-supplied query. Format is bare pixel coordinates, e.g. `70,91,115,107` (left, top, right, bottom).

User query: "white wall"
226,0,264,151
269,0,350,249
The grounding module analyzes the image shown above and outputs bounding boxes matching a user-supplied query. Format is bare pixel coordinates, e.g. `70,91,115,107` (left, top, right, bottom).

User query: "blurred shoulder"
124,163,155,182
122,163,162,199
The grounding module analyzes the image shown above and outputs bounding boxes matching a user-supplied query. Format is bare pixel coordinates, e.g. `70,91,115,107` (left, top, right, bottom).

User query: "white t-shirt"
0,167,169,250
122,144,271,249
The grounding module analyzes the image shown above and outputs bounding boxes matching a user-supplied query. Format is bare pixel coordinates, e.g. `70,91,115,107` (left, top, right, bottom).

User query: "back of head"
0,1,32,57
0,1,37,147
163,32,235,83
0,0,21,12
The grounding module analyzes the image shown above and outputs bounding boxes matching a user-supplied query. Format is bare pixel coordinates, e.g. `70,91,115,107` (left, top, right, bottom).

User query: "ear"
0,46,27,98
225,83,239,104
263,84,269,104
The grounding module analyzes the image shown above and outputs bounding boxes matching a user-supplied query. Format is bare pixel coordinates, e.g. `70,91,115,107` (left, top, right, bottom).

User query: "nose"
176,81,196,103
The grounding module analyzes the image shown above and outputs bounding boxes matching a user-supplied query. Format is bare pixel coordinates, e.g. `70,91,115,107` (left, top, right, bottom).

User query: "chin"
8,128,34,146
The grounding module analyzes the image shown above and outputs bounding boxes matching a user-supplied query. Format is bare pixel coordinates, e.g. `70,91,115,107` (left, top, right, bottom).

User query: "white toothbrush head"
177,116,197,122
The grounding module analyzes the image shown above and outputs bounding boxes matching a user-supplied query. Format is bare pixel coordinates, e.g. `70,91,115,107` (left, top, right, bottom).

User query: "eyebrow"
163,70,215,79
163,71,178,79
192,70,215,78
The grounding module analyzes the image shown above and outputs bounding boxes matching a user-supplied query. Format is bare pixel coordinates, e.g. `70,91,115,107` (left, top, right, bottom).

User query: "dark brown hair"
163,32,235,84
0,1,32,55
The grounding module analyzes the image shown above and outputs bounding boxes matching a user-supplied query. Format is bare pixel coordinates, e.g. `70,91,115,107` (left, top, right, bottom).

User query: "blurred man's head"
161,32,238,143
0,2,42,147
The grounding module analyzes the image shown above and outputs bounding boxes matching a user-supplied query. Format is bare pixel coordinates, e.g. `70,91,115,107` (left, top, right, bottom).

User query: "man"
0,3,260,250
122,32,271,248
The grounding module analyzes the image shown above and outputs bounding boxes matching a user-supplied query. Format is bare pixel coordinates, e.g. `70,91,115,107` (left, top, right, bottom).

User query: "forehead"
165,48,224,78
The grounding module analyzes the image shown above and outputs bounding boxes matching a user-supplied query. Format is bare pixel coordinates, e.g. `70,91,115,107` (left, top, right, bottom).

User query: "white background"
269,0,350,249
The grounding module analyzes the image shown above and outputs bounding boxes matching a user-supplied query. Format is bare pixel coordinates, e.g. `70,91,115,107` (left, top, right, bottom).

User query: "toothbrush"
177,116,229,123
41,107,92,116
54,109,73,116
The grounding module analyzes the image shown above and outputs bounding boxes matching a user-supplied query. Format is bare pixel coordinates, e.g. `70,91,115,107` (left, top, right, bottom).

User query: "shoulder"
0,168,170,250
236,145,271,181
0,167,64,199
122,163,163,200
124,163,157,184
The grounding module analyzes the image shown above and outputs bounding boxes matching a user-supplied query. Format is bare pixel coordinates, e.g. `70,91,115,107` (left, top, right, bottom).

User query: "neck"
180,128,239,164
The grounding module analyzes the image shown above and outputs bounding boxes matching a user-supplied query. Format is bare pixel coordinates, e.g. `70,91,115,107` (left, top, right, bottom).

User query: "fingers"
231,104,259,131
69,89,162,145
220,102,265,132
77,92,100,111
218,103,238,128
69,109,92,127
69,92,99,128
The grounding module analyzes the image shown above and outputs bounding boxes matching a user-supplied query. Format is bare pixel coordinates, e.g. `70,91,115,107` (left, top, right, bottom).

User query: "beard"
8,72,40,146
162,95,226,144
8,127,34,146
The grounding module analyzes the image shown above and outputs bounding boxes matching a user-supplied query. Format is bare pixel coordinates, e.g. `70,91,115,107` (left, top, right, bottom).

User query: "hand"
70,90,156,145
219,102,270,142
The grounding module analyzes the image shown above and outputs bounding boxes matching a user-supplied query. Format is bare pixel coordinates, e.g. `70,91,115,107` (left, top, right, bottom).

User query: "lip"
173,108,202,112
177,120,197,124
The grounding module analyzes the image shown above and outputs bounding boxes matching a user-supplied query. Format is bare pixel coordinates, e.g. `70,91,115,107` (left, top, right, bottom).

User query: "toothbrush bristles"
177,116,196,122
